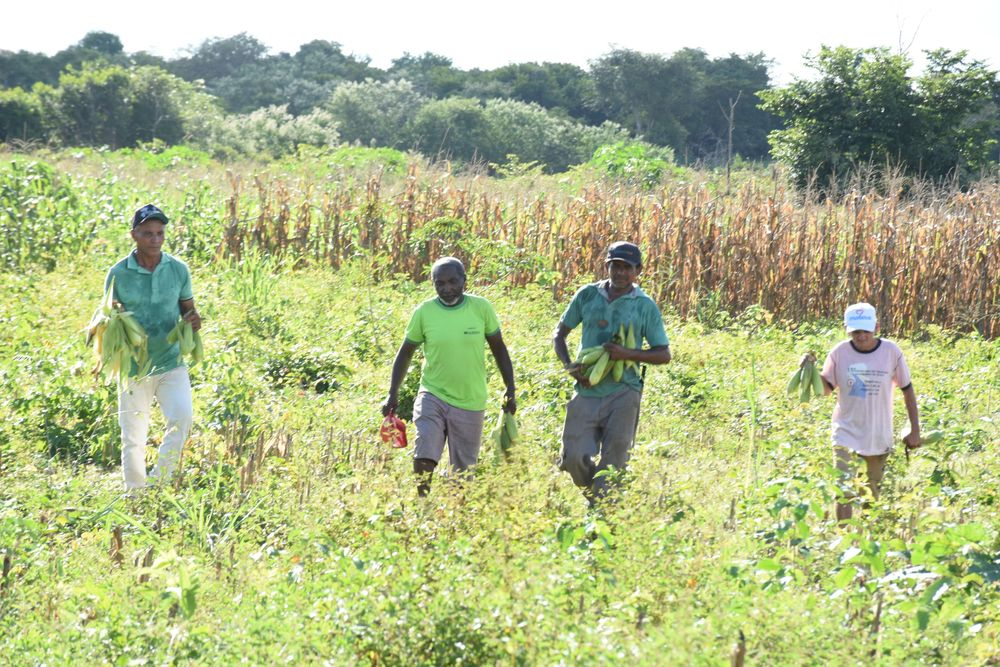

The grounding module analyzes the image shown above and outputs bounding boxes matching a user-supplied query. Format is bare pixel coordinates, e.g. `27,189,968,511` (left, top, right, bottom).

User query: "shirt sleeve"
177,262,194,301
893,348,911,389
559,286,587,329
641,300,669,347
821,348,836,387
103,269,116,299
483,299,501,337
403,307,424,345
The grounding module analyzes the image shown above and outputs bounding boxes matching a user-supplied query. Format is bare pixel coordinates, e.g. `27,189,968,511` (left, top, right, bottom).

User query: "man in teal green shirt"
105,204,202,490
382,257,516,496
553,241,671,504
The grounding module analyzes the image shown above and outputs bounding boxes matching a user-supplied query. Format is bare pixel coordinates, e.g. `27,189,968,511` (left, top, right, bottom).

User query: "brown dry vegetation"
210,166,999,337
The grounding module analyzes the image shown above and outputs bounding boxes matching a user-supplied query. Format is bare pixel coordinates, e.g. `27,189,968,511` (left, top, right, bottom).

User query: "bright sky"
3,0,998,84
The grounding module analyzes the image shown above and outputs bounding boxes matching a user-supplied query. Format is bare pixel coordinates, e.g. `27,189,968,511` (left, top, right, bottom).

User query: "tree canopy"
1,32,998,181
760,46,999,186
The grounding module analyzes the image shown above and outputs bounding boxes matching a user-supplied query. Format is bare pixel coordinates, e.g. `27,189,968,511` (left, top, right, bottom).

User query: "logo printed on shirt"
846,361,890,399
848,371,868,397
847,362,868,398
464,328,480,335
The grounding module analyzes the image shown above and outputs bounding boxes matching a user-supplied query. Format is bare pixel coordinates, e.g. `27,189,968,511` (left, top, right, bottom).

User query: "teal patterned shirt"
105,251,193,376
560,281,669,397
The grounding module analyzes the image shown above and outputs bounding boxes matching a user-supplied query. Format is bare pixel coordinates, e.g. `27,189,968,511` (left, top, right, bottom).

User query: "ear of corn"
181,319,195,355
588,349,612,385
788,358,826,403
490,410,505,450
798,360,814,403
503,412,518,444
786,368,802,395
578,346,605,365
120,312,146,348
84,278,150,387
811,364,825,396
168,316,205,367
568,322,639,388
192,331,205,365
491,409,519,462
921,430,944,445
902,426,944,446
625,323,638,372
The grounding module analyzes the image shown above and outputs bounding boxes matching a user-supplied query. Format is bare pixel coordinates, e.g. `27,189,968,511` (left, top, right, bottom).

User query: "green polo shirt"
105,251,194,376
404,294,501,411
560,280,669,397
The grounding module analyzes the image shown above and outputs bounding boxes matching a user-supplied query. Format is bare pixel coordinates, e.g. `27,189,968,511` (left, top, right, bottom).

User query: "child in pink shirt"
815,303,921,521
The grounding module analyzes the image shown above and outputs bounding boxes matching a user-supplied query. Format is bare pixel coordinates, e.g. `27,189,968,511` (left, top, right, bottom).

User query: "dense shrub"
325,78,425,149
581,141,678,188
0,159,90,270
0,86,46,143
215,105,339,159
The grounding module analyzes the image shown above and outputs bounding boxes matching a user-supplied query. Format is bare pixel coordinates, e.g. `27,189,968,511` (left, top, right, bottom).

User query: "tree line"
1,31,998,185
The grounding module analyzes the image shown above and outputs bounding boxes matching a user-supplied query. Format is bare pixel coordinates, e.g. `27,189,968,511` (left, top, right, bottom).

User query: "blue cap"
605,241,641,267
132,204,168,228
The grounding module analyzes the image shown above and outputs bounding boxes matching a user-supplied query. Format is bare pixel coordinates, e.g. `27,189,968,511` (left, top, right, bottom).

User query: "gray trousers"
412,391,485,472
559,387,641,496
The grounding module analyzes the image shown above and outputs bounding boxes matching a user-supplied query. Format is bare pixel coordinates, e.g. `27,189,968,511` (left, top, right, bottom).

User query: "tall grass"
2,151,995,336
212,166,999,336
2,260,996,664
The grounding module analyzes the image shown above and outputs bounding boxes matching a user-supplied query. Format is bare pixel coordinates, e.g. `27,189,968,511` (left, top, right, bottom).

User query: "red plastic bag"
380,412,408,448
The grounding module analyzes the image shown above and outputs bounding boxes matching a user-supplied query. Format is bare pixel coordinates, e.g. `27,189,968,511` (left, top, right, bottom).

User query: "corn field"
207,167,999,337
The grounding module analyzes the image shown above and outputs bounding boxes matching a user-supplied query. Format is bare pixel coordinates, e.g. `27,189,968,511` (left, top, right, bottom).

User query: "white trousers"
118,366,193,489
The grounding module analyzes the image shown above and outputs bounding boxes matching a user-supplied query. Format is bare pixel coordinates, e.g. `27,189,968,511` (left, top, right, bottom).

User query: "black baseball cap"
605,241,642,267
132,204,169,229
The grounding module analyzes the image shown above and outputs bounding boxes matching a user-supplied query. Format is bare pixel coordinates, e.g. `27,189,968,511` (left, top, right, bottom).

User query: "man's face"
849,328,877,349
606,259,640,291
433,265,466,305
131,220,165,254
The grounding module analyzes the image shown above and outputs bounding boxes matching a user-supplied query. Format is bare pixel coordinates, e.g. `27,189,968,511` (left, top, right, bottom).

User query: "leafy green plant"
0,159,90,270
583,141,676,189
8,350,118,463
123,142,214,170
0,148,997,665
262,345,350,394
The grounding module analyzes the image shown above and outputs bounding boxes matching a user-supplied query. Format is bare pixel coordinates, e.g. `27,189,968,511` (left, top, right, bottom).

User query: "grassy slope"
1,245,998,665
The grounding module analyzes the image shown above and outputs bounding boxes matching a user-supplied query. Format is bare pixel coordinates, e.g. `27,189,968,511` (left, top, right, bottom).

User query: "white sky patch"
2,0,997,84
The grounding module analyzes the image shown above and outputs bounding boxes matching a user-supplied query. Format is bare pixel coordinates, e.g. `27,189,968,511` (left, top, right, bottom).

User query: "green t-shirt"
404,294,502,411
560,281,669,397
105,251,194,376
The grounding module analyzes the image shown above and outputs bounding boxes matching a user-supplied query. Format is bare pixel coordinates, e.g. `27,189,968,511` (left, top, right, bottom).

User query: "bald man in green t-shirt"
382,257,516,496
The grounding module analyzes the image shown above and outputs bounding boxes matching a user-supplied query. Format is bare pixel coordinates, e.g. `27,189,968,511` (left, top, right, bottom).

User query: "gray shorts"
834,445,889,497
412,391,486,471
559,387,641,492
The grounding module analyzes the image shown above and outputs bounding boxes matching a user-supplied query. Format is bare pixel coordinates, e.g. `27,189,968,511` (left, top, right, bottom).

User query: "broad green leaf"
833,566,857,589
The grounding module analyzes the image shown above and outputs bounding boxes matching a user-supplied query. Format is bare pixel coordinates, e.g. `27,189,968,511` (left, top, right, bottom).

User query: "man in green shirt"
553,241,671,504
382,257,516,496
105,204,202,490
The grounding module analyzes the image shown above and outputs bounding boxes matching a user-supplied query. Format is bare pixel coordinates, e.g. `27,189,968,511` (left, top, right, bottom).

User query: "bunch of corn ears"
84,277,150,385
166,316,204,366
490,409,519,461
787,354,825,403
572,323,637,386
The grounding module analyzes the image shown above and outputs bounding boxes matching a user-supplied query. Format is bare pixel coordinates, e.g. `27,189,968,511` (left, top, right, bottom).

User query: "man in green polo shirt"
382,257,516,496
553,241,671,504
105,204,202,490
